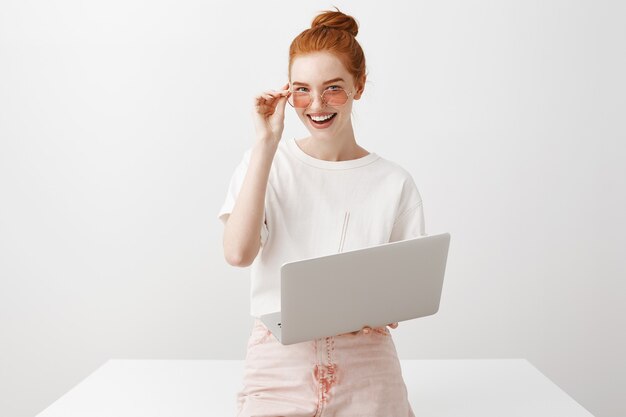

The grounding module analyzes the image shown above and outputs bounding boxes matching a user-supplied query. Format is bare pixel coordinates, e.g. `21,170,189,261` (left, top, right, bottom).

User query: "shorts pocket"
248,320,271,347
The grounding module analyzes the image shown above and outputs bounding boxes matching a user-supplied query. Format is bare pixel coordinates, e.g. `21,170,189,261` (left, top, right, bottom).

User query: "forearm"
223,139,277,266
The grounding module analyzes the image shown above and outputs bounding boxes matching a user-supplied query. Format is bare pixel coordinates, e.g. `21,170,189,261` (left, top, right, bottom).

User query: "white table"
37,359,594,417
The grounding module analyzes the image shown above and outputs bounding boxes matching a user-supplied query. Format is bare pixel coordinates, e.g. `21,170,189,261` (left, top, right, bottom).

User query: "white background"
1,1,624,416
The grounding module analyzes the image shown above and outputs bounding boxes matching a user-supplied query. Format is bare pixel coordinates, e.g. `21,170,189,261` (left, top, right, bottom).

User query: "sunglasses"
287,87,354,109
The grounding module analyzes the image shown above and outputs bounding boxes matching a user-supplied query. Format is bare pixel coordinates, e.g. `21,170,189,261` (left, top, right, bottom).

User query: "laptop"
260,232,451,345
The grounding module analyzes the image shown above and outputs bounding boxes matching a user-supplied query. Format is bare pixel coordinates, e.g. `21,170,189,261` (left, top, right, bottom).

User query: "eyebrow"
292,77,345,86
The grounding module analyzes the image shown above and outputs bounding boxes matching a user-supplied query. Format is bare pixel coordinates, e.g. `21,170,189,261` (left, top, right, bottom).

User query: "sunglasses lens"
288,89,349,108
324,89,349,106
289,92,311,108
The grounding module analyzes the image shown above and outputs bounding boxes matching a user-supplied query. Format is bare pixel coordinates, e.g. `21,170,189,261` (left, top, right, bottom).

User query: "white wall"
1,1,624,416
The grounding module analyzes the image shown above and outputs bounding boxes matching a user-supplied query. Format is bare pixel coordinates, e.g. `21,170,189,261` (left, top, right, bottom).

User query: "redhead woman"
218,7,425,417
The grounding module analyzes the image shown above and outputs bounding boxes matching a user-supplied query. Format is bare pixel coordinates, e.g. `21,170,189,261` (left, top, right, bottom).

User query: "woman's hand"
344,322,399,336
252,82,291,146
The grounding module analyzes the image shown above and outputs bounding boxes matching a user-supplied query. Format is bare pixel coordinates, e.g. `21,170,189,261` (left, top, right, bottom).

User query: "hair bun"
311,7,359,37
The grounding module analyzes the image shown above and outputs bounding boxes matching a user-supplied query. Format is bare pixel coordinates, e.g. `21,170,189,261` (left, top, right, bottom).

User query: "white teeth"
310,113,335,122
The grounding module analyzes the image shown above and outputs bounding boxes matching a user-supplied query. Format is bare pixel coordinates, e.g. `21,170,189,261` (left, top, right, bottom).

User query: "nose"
308,92,326,111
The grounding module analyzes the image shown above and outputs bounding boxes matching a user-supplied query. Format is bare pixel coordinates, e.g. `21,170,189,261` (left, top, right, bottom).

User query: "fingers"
265,86,291,98
347,326,370,336
343,324,395,336
254,82,291,106
362,323,398,333
255,90,289,106
267,83,291,99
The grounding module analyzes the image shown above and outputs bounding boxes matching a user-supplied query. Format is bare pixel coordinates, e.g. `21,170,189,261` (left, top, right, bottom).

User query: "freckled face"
289,52,362,140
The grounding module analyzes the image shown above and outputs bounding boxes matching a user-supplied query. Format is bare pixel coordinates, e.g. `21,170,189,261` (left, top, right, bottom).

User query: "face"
289,51,363,140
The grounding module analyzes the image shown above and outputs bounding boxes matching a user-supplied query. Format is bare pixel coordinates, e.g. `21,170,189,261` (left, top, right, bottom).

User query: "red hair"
288,6,367,94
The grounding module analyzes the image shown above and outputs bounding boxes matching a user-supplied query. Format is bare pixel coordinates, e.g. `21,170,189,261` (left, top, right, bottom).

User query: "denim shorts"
235,318,415,417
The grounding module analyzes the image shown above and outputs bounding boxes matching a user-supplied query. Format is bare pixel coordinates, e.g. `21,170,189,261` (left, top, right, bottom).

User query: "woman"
218,7,425,417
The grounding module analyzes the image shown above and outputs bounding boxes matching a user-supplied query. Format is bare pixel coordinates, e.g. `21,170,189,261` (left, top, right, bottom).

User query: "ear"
353,75,366,100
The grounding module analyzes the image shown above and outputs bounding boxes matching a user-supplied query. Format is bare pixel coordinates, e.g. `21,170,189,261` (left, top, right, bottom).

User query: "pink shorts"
235,318,415,417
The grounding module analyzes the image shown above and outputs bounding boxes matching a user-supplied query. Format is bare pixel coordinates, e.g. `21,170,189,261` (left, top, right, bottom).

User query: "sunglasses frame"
287,86,354,109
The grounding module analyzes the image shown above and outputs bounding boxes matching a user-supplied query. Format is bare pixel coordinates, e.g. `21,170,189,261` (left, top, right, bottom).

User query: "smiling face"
289,51,363,141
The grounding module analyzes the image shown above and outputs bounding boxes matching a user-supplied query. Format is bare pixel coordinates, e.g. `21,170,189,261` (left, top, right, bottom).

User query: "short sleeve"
389,174,427,242
389,202,426,242
216,148,269,247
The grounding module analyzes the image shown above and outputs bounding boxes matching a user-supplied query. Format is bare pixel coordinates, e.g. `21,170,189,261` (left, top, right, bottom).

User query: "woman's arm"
222,83,290,267
222,139,277,267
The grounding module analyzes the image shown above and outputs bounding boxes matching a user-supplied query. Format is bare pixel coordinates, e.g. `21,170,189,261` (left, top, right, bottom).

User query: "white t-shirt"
217,137,427,318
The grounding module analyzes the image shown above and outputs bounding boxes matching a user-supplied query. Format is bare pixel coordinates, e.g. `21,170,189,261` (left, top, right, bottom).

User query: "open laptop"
260,232,451,345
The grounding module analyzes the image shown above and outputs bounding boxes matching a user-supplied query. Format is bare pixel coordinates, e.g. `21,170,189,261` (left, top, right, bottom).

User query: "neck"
301,124,366,162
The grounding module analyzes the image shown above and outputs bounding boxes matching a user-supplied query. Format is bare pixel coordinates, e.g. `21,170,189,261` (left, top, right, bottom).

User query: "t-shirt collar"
285,137,379,170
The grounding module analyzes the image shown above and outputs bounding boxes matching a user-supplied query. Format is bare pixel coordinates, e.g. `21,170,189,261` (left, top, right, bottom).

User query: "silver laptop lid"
277,232,451,345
